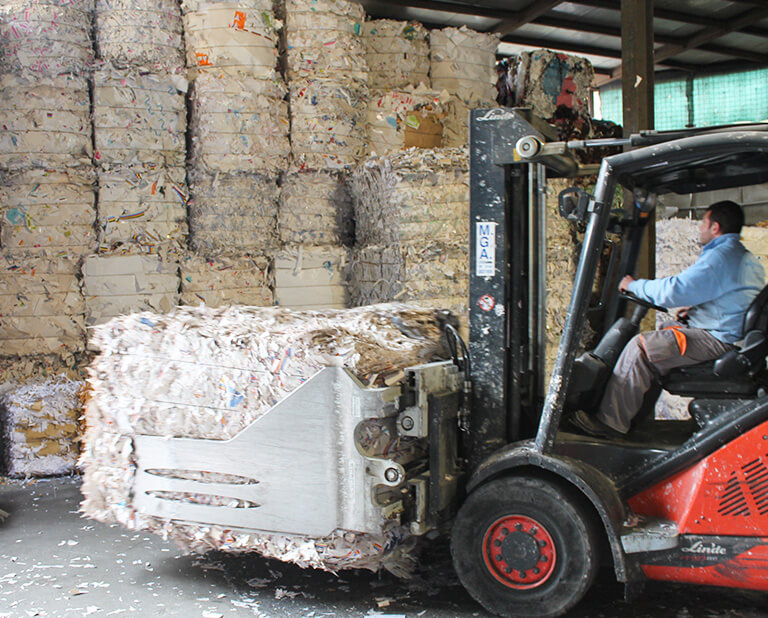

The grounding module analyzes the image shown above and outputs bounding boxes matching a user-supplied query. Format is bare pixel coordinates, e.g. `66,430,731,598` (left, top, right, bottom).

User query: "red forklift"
452,109,768,617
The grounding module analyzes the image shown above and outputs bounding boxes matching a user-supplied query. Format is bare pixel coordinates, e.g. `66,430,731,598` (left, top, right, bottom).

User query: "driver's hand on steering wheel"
675,306,691,323
619,275,636,292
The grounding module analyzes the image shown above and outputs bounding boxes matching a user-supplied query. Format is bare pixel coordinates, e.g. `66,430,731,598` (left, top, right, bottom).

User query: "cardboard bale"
363,20,429,90
0,0,94,78
182,0,280,78
0,355,85,389
187,170,279,256
189,74,290,174
180,253,272,307
97,165,188,256
82,254,180,325
93,63,188,168
0,74,92,171
95,0,184,70
274,245,349,309
0,168,96,257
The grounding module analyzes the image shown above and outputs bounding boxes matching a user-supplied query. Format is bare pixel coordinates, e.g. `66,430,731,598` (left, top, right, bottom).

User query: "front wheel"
451,476,599,618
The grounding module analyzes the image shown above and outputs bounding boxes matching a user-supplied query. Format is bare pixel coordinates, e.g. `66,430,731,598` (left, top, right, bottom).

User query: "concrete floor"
2,478,768,618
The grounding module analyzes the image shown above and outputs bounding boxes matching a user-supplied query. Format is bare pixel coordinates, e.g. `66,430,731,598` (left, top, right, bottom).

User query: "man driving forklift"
571,200,766,438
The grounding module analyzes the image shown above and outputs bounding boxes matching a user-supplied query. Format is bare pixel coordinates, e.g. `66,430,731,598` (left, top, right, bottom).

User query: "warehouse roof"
360,0,768,79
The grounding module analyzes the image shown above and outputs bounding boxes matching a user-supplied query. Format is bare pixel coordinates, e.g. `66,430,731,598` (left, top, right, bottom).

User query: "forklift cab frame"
453,109,768,618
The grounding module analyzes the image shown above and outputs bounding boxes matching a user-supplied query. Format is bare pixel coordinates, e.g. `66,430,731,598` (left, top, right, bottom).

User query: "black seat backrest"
744,284,768,335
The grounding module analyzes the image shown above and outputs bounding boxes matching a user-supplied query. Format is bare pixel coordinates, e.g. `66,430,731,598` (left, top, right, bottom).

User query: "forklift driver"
572,200,766,438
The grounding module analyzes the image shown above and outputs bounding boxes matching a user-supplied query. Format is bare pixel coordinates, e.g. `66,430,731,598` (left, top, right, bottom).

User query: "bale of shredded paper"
97,165,188,256
0,168,96,257
82,254,180,326
0,0,94,78
290,78,369,170
274,245,349,309
189,74,290,174
95,0,184,70
180,254,273,307
80,303,450,573
278,171,353,246
93,63,188,168
187,171,279,256
0,74,92,171
285,0,367,82
1,379,83,477
429,26,499,105
0,254,86,357
363,20,429,90
366,87,447,156
182,0,280,78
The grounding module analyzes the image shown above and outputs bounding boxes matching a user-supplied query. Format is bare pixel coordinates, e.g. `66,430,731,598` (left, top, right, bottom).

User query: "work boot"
569,410,624,439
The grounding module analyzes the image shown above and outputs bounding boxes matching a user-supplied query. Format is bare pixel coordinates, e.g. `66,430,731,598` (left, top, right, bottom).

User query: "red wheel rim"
482,514,556,589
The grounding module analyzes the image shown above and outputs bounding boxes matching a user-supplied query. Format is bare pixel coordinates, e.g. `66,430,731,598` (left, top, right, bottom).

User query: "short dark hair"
707,200,744,235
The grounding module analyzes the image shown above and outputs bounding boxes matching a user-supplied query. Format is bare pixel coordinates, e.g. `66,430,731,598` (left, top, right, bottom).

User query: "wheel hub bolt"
519,571,526,578
540,555,548,562
496,554,503,561
539,540,547,547
515,523,523,531
533,567,540,574
494,540,501,547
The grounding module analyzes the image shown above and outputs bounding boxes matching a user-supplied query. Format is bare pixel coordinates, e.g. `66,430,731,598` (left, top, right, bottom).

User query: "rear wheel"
451,476,599,618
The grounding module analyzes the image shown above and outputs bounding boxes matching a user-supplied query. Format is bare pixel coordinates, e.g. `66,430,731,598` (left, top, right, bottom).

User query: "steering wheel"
619,290,668,313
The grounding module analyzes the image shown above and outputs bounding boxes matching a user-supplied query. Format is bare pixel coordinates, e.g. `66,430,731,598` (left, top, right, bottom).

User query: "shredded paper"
363,20,429,90
180,253,273,307
274,245,349,309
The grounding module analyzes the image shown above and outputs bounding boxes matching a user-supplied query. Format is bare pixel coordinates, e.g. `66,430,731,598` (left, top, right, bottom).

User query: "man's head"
699,200,745,245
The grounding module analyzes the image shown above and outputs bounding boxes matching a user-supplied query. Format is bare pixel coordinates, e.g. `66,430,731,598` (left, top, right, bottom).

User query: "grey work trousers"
596,323,735,433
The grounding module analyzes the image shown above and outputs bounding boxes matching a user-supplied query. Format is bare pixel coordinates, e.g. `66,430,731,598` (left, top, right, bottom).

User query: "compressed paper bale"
189,74,290,174
97,166,188,256
441,96,480,148
95,0,184,70
93,63,188,168
0,74,92,171
366,87,447,156
274,245,349,309
82,254,180,325
180,253,273,307
429,26,499,105
0,168,96,257
0,355,85,389
741,226,768,278
285,0,367,82
351,148,469,247
289,78,369,170
363,20,429,90
79,302,449,572
278,170,353,246
187,170,279,256
1,379,83,477
182,0,280,78
0,254,86,357
0,0,94,78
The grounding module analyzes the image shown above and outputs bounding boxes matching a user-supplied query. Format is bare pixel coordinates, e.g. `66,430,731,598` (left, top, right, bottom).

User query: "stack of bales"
182,0,285,306
430,26,499,147
0,0,94,474
350,148,469,328
89,0,187,325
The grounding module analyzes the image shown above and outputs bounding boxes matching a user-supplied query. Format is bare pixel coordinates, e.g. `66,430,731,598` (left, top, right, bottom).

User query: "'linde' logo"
681,541,727,555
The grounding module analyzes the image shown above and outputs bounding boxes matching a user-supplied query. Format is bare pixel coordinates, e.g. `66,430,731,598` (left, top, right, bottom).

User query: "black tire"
451,476,599,618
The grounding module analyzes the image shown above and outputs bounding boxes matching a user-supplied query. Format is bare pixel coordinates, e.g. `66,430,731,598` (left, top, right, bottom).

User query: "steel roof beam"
494,0,565,36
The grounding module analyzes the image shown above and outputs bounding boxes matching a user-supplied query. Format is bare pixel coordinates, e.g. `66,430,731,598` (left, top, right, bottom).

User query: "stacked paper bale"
180,254,272,306
350,148,469,328
430,26,499,147
80,303,448,572
363,20,429,91
741,225,768,277
1,379,83,477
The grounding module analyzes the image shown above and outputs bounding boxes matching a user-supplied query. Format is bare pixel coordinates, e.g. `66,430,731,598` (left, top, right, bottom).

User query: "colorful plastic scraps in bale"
1,378,84,477
187,170,279,256
180,253,273,307
97,165,188,256
189,73,290,174
363,20,429,90
95,0,184,70
366,87,447,156
0,74,92,171
79,303,449,573
278,170,353,246
274,245,349,309
81,254,180,326
0,0,95,78
182,0,281,79
0,254,86,358
0,168,97,257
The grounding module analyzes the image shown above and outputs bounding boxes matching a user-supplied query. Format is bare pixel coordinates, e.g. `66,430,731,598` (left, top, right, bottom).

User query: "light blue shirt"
628,233,766,343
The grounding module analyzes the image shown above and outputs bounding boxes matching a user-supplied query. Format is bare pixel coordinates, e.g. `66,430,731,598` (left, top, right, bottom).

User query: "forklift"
126,110,768,618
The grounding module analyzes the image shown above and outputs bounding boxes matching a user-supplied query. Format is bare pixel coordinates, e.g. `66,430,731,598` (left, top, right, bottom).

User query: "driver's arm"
626,258,720,308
